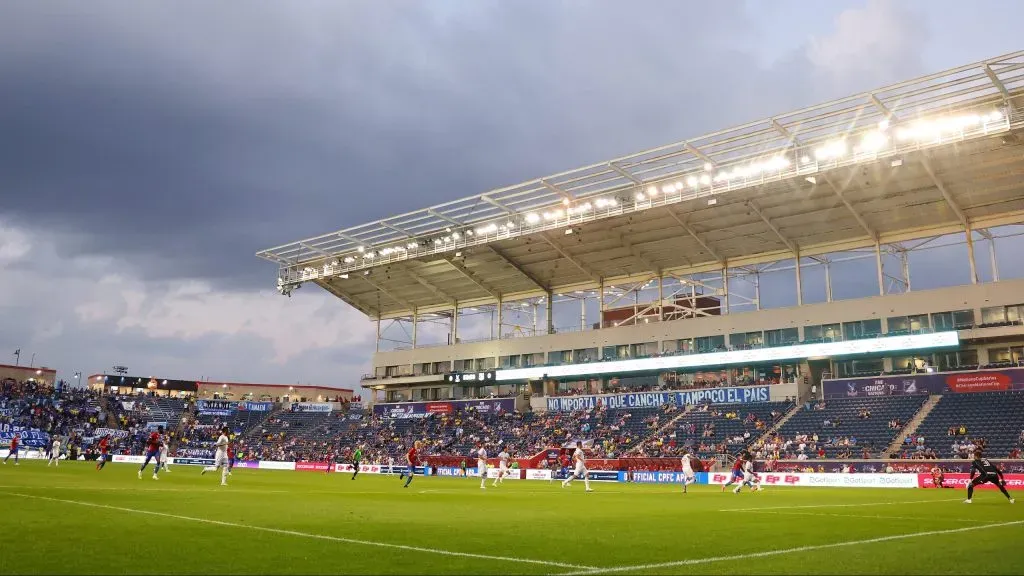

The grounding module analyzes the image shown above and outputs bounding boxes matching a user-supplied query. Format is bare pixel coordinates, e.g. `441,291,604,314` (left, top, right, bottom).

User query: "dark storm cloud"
0,0,929,290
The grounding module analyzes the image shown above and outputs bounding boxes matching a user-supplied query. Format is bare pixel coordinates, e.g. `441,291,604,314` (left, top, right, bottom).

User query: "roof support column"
722,261,730,315
451,301,459,345
754,271,762,311
988,234,1000,282
794,251,803,306
901,250,912,292
875,243,885,296
546,293,554,335
658,275,664,325
496,298,503,341
580,295,586,333
966,228,979,285
824,261,833,303
375,316,382,352
412,310,418,349
599,279,606,328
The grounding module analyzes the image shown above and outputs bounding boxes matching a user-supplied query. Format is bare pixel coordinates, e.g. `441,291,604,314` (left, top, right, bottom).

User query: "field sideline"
0,461,1020,575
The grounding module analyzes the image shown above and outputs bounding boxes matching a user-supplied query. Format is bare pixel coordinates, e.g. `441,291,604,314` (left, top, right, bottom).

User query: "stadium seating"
776,396,928,458
911,391,1024,458
643,401,793,458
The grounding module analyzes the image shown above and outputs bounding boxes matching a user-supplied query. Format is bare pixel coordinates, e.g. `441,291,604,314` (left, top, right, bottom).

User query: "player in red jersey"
931,466,949,488
138,426,165,480
722,452,747,492
96,435,111,471
3,433,20,465
227,443,235,476
400,441,421,488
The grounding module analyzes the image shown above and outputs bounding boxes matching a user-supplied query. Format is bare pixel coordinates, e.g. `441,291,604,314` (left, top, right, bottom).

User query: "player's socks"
583,477,591,490
404,474,413,488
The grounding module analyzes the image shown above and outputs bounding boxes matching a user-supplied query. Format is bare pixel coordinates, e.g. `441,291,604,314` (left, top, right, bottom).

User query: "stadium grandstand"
253,51,1024,473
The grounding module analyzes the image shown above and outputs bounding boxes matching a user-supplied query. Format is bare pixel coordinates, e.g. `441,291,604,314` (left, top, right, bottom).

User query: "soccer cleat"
220,482,227,487
963,499,972,504
201,469,207,476
138,470,142,479
585,488,594,492
152,475,158,480
1010,499,1016,504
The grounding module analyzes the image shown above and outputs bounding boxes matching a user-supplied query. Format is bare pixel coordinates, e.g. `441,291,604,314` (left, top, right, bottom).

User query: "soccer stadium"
4,51,1024,575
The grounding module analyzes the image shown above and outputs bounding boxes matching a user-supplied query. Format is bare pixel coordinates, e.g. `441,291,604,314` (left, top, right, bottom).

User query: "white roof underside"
258,51,1024,320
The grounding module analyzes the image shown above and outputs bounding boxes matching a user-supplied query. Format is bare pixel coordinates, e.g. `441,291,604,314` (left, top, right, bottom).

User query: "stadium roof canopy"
258,51,1024,320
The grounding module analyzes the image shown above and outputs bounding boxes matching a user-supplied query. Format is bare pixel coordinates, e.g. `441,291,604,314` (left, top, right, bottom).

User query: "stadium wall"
371,278,1024,369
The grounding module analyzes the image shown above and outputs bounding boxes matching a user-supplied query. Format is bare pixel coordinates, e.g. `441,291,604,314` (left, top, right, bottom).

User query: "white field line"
2,492,597,571
719,497,963,512
561,519,1024,575
739,510,986,524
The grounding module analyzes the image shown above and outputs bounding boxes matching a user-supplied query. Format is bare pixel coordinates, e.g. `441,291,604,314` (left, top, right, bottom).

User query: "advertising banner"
93,428,129,439
231,460,261,469
0,428,50,448
707,471,918,488
197,400,235,414
630,471,696,484
486,467,522,480
291,402,333,413
258,461,296,471
545,386,770,412
525,469,553,480
112,454,147,464
372,398,515,419
238,402,272,412
295,461,331,471
171,457,214,466
823,368,1024,399
917,473,1024,490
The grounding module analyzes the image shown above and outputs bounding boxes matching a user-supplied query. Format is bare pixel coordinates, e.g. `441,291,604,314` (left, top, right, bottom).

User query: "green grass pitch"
0,460,1020,575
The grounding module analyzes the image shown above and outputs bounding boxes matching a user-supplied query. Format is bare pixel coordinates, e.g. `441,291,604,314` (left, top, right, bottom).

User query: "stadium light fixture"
686,176,698,188
699,174,711,185
525,213,540,224
703,162,713,172
357,246,366,253
635,192,645,201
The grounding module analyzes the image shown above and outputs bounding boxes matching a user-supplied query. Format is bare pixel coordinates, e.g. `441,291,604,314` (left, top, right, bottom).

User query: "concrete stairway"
884,394,943,457
627,403,694,455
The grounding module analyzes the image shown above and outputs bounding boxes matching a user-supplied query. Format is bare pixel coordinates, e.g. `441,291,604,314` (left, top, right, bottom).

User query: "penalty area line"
2,492,597,571
559,519,1024,575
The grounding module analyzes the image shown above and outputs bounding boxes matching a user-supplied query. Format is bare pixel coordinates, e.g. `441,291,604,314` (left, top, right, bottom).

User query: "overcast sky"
1,0,1021,390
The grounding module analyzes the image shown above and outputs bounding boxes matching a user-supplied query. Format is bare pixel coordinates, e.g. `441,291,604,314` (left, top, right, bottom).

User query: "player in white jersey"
561,441,593,492
734,459,761,493
387,455,395,475
201,426,231,486
492,449,511,487
476,444,488,489
47,439,61,467
680,452,696,493
158,434,172,473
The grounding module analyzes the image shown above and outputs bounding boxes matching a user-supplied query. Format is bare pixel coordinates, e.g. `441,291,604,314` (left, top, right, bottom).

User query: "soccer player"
931,466,949,488
227,441,235,476
459,458,467,478
96,435,111,471
3,433,20,465
47,437,61,467
387,455,395,476
493,448,511,487
734,459,761,493
158,433,172,473
722,453,747,492
476,443,488,489
680,451,697,493
964,452,1015,504
400,441,421,488
138,426,165,480
350,446,363,480
201,426,230,486
561,441,593,492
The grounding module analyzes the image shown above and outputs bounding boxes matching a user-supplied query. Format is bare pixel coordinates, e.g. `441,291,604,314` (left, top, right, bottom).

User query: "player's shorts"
731,470,745,480
682,469,695,480
146,449,160,460
477,460,487,474
215,453,229,468
971,474,1000,486
574,463,588,476
499,464,508,473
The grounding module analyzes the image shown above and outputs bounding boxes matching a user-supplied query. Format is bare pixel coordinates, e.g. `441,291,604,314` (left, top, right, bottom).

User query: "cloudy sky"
1,0,1021,390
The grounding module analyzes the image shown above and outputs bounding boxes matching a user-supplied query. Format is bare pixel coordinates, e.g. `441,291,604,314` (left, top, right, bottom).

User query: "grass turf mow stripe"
1,492,598,571
561,519,1024,575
